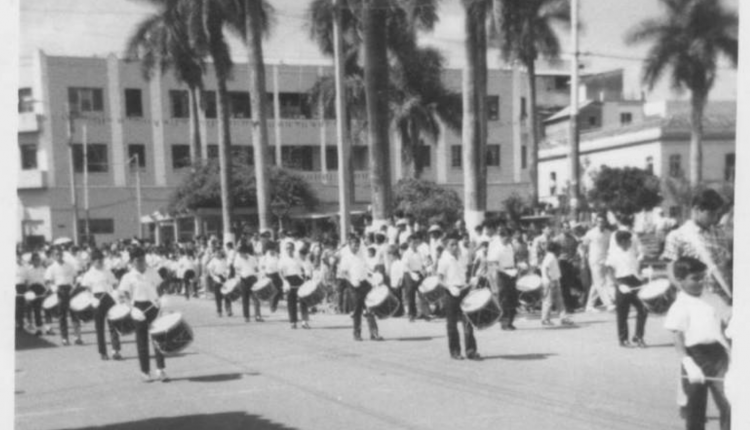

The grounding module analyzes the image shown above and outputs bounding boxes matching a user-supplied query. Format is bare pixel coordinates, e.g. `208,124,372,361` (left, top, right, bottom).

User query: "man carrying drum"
118,247,168,383
234,243,263,323
44,247,83,346
79,249,122,361
487,224,518,331
401,233,431,322
25,253,49,336
438,235,480,361
339,235,383,342
279,241,310,329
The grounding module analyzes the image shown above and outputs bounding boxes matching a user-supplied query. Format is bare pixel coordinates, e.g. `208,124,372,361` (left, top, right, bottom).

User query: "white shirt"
402,247,426,274
664,291,730,348
278,254,304,278
487,237,515,269
119,268,161,303
63,252,81,273
207,258,230,280
234,254,258,278
541,252,561,284
260,253,279,274
605,245,640,278
438,252,467,296
339,251,368,287
26,265,46,286
583,227,611,264
80,266,117,295
387,225,400,245
390,259,404,288
16,263,27,285
45,261,78,286
177,256,196,278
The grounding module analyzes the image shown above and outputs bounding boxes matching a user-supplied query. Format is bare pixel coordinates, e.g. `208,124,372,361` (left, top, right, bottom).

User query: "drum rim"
638,278,672,299
365,287,390,304
108,304,131,319
149,313,184,333
461,289,492,311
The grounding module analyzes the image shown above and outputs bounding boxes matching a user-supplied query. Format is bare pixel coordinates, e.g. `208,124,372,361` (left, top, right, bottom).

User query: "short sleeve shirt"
664,291,730,348
662,220,732,293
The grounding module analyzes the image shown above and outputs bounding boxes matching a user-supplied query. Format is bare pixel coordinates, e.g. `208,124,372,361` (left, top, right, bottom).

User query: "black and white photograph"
4,0,749,429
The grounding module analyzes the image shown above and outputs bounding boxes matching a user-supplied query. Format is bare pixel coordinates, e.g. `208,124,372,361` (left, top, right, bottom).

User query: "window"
231,146,254,164
486,144,500,167
326,146,338,170
620,112,633,125
72,144,108,173
669,154,682,178
487,96,500,121
208,144,219,159
170,90,189,118
352,146,368,170
171,144,191,169
554,76,569,91
18,88,34,113
415,145,431,168
725,153,735,182
451,145,462,168
203,91,217,119
279,93,311,119
78,219,114,235
281,146,314,171
520,97,528,119
128,144,146,169
20,145,37,170
124,89,143,117
646,156,654,174
550,171,557,195
521,146,527,169
68,87,104,113
588,116,597,126
229,91,251,118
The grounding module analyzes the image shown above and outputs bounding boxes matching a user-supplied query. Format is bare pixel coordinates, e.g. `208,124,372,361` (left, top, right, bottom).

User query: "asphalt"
14,294,726,430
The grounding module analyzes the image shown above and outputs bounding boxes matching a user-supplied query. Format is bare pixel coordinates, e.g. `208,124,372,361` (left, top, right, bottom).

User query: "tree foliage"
169,156,318,214
588,166,663,215
392,179,463,226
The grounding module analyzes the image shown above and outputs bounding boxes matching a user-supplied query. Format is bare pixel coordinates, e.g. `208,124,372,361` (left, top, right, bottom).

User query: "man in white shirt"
279,241,309,329
487,226,519,330
605,231,647,348
438,236,479,360
339,235,382,341
207,249,233,317
119,247,167,382
80,249,121,360
235,244,262,323
401,233,431,322
582,212,614,312
25,253,49,335
44,247,82,345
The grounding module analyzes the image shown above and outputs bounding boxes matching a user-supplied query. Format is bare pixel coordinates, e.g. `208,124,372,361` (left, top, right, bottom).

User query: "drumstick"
682,376,724,382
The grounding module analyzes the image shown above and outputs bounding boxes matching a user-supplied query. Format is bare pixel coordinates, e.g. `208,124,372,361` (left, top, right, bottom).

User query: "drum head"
24,291,36,302
252,278,272,292
420,276,440,292
461,289,492,313
368,272,384,286
365,287,389,308
221,278,240,294
516,274,542,292
108,304,131,321
298,281,316,296
130,307,146,322
638,279,672,300
42,294,59,310
70,292,93,311
150,313,183,335
505,268,518,278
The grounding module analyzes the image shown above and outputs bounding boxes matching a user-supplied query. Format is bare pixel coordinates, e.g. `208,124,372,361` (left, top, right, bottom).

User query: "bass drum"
298,281,326,308
251,278,277,301
365,287,400,319
637,278,676,314
461,288,502,330
149,312,194,356
418,276,446,304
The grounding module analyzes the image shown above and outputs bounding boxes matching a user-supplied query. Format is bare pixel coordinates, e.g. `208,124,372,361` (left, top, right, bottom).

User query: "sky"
18,0,741,101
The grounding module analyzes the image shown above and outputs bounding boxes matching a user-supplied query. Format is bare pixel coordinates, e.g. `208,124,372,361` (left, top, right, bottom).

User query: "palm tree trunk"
399,122,416,179
363,1,392,229
188,85,203,165
462,2,487,232
410,121,423,179
216,76,234,242
526,59,540,205
245,0,272,232
689,90,706,187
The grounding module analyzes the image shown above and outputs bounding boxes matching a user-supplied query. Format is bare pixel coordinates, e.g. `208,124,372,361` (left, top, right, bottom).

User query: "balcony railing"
18,112,40,133
18,170,47,189
292,170,370,184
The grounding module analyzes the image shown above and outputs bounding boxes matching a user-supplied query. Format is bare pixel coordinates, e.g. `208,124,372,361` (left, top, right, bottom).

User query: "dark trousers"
133,301,164,374
57,285,79,340
28,284,45,328
212,278,232,315
240,276,261,319
683,343,731,430
336,278,352,313
445,289,476,356
183,270,195,300
350,281,378,337
286,275,308,323
93,293,120,356
15,284,26,328
403,273,424,318
615,276,647,341
497,272,518,327
269,273,283,311
558,259,581,312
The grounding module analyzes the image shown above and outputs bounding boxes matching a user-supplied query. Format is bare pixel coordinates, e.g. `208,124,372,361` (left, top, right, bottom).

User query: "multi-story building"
17,51,617,245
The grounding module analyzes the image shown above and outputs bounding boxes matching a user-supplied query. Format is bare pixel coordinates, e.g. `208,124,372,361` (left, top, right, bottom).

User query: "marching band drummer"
279,242,310,329
177,249,198,300
26,253,51,336
15,252,30,332
118,247,168,383
207,249,233,317
401,233,431,322
44,247,83,346
488,226,519,331
339,234,382,341
260,242,283,313
79,249,122,361
438,235,480,361
234,244,263,323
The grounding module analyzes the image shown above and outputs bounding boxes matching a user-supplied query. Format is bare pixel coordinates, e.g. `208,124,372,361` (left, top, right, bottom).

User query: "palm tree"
125,1,206,164
492,0,571,206
626,0,738,186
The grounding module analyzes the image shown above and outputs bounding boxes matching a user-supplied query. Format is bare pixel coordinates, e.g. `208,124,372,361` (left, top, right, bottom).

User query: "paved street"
15,295,721,430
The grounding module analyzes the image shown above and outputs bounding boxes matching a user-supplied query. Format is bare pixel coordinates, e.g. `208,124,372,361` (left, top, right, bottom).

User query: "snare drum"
107,304,137,336
220,277,242,302
24,291,37,303
365,286,400,319
251,278,277,301
298,281,326,307
516,274,542,292
418,276,446,304
149,313,194,355
70,292,95,322
461,288,502,330
638,279,676,314
42,294,60,318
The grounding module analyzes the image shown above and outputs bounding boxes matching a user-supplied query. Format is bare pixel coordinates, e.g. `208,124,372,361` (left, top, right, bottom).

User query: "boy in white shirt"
664,257,730,430
540,242,572,326
438,236,479,360
606,231,647,348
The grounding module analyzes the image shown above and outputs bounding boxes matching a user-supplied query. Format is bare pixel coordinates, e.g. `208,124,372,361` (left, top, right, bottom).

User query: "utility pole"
66,104,80,246
82,123,90,244
333,0,352,241
568,0,581,220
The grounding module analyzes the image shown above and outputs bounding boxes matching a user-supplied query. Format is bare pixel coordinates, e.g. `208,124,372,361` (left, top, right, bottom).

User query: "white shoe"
141,372,152,383
156,369,169,382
